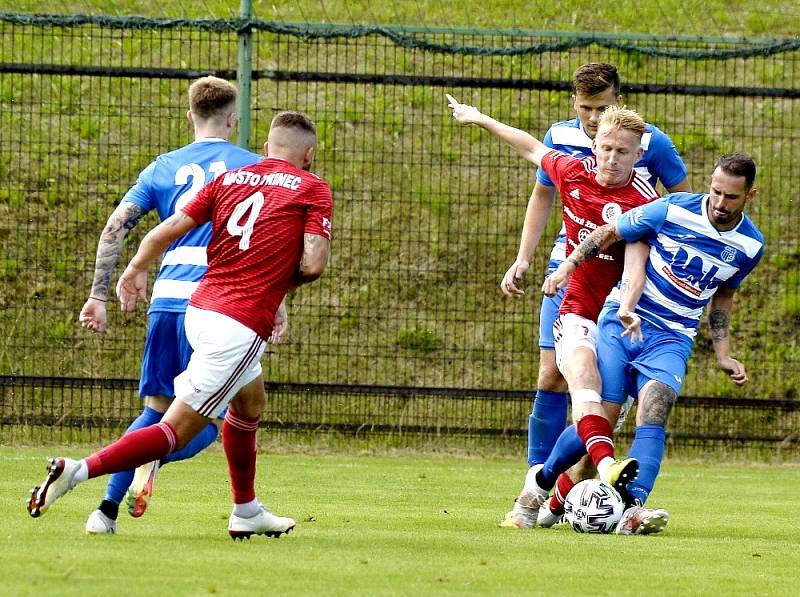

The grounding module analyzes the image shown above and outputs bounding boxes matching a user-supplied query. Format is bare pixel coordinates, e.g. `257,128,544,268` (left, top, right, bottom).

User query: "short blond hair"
598,105,645,138
188,76,237,120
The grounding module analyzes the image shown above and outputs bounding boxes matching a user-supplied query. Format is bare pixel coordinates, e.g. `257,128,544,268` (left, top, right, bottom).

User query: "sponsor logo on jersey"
569,188,580,199
628,206,644,225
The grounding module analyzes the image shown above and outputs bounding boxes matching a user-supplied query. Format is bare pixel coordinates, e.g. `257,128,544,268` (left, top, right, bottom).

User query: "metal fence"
1,14,798,456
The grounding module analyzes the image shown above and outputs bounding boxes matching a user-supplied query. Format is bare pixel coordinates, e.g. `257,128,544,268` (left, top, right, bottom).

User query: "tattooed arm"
708,285,748,385
78,201,146,332
296,233,331,286
541,223,623,297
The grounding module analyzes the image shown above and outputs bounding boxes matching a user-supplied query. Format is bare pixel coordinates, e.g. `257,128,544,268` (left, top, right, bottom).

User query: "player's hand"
718,356,748,385
445,93,484,126
270,301,289,344
617,308,643,344
500,259,529,297
541,261,575,297
115,265,148,312
78,297,108,333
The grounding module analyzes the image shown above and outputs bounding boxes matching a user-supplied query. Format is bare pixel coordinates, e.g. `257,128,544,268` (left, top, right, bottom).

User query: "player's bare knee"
230,377,267,419
537,351,568,392
145,395,172,413
637,381,676,426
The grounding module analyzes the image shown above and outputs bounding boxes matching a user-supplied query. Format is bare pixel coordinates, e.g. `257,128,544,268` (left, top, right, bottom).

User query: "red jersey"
541,150,658,321
182,157,332,339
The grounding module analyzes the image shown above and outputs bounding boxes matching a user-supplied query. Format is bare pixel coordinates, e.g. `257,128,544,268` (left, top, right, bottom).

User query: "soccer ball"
563,479,625,533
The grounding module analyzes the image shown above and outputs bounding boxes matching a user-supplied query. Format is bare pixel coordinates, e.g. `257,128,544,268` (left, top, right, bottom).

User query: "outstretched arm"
446,94,551,167
541,223,623,296
708,286,748,385
79,201,146,332
116,212,199,312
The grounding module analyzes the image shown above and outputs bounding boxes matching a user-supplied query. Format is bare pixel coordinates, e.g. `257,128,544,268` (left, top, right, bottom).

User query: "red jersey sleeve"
303,178,333,240
540,150,577,189
181,178,217,225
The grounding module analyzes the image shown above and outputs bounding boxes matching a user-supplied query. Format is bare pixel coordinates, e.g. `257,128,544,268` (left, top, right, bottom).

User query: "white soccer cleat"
28,457,82,518
536,503,564,528
228,504,296,540
615,505,669,535
517,463,549,510
86,509,117,534
127,460,159,518
498,504,538,529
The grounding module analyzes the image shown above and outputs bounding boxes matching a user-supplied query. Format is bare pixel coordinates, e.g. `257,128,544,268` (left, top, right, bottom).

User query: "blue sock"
527,390,569,466
161,421,219,465
539,424,587,489
103,406,163,505
627,424,666,506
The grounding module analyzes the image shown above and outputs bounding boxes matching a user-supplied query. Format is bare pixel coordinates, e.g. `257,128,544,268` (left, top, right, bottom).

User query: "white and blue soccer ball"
563,479,625,533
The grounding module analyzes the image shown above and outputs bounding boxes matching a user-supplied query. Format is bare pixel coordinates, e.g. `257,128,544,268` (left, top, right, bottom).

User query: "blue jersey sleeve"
644,126,688,190
120,160,157,212
535,127,556,187
616,197,670,242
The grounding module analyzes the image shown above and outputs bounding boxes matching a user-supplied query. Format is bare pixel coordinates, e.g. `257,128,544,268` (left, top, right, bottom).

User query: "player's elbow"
298,260,326,283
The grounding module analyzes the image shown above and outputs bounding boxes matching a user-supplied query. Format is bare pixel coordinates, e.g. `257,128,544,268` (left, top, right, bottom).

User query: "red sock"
85,422,176,479
577,414,614,466
550,472,575,515
223,409,260,504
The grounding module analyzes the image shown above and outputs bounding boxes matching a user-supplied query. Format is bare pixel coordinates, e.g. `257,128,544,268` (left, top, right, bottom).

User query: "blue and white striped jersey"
122,138,262,313
613,192,764,338
537,118,688,271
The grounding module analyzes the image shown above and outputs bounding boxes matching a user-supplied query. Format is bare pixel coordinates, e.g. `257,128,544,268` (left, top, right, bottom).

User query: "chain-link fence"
1,15,798,455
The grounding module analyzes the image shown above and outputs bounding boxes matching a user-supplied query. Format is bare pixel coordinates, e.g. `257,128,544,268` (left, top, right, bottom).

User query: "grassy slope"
2,446,799,595
2,2,799,401
3,0,799,36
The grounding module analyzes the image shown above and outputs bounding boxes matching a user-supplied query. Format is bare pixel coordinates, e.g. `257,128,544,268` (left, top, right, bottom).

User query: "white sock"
233,498,261,518
73,459,89,485
597,456,614,480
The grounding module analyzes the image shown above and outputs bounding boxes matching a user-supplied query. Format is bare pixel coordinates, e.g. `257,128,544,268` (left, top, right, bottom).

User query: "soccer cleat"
600,457,639,499
615,505,669,535
536,503,564,528
86,509,117,535
28,457,81,518
498,505,537,529
126,460,159,518
228,505,296,540
517,464,549,510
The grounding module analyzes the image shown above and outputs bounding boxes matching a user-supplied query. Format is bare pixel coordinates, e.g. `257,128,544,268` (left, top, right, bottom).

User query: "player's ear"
303,145,315,168
187,110,194,127
746,187,758,203
263,141,269,156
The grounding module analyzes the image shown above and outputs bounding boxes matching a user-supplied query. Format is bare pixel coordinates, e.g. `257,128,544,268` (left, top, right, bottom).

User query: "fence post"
237,0,253,149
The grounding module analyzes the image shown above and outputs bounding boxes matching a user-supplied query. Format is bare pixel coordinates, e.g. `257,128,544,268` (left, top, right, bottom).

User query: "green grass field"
2,446,798,596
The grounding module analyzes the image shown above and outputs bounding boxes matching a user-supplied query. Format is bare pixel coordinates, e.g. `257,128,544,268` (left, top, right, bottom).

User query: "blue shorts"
138,311,192,399
596,306,694,405
538,284,565,350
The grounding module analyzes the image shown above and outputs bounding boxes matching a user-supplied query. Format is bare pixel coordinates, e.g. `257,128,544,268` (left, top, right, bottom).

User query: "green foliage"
396,327,440,353
2,448,799,595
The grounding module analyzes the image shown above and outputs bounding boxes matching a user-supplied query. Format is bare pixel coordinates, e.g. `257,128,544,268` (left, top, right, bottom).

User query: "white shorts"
553,313,599,376
173,306,266,419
